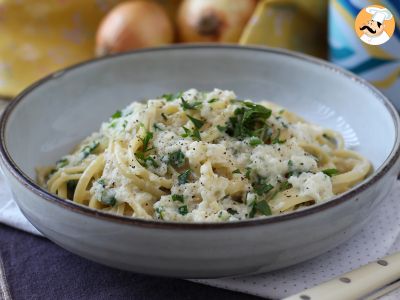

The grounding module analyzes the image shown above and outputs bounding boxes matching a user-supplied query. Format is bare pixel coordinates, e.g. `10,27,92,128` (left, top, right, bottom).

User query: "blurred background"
0,0,398,109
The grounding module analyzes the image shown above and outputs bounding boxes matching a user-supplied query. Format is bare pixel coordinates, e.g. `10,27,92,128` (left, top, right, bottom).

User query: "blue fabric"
0,224,262,300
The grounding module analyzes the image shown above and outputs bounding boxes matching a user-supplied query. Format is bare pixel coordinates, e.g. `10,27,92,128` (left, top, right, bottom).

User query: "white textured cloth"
0,167,399,299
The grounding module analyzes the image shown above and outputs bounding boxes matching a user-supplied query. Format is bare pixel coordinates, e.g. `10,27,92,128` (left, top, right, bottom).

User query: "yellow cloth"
0,0,124,96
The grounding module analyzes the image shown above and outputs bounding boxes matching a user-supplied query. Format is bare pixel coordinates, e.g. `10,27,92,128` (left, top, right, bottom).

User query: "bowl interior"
2,46,397,185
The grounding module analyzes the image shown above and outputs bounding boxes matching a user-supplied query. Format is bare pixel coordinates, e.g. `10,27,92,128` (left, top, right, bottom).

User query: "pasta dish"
37,89,371,222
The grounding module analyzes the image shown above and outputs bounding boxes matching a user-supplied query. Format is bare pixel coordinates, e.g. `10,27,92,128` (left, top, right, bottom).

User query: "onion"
96,1,174,56
177,0,257,43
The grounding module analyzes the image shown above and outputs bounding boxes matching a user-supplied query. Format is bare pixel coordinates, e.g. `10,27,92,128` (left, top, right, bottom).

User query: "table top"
0,224,262,300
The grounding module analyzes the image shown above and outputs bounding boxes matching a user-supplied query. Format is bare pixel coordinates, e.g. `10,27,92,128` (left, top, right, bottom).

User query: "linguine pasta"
37,89,371,222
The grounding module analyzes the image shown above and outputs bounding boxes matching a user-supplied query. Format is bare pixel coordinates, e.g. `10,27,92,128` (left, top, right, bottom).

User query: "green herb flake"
227,208,238,215
181,126,191,138
186,115,205,129
172,194,184,203
135,129,158,168
108,121,117,128
144,156,159,168
178,205,188,215
100,189,116,206
208,98,218,103
162,91,183,102
168,150,186,168
278,109,285,115
245,167,252,179
181,126,201,141
249,199,272,218
81,141,100,159
253,182,273,196
249,202,257,218
217,125,227,132
155,207,165,220
140,131,153,152
191,128,201,141
225,101,272,140
56,158,69,169
322,168,339,177
232,169,241,174
111,110,122,119
178,169,191,185
249,136,262,147
256,200,272,216
97,179,106,187
181,98,202,110
288,160,293,168
279,181,292,191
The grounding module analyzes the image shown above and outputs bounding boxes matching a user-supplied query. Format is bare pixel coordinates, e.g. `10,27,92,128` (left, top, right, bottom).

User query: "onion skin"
96,1,174,56
177,0,257,43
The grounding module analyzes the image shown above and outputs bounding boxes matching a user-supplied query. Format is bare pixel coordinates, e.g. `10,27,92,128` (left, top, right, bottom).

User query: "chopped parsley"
178,169,191,185
178,205,188,215
232,169,241,174
252,176,273,196
81,141,100,159
191,128,201,140
155,207,165,220
172,194,184,203
227,208,238,215
287,160,300,177
162,91,183,102
256,200,272,216
108,121,117,128
288,160,293,168
97,178,106,187
322,168,339,177
145,156,159,168
208,98,218,103
135,129,158,168
100,189,116,206
186,115,204,129
217,125,227,132
181,126,201,141
140,130,153,152
245,167,252,179
111,110,122,119
249,200,272,218
135,152,158,168
168,150,186,168
279,181,292,191
56,158,69,169
224,101,272,140
181,98,202,110
181,126,191,137
249,136,262,147
278,109,285,114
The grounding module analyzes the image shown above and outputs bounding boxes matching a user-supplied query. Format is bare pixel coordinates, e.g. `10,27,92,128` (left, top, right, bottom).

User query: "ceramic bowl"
1,45,399,278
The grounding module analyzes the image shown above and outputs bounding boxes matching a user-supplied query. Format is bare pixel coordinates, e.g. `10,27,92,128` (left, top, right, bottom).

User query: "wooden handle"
284,252,400,300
